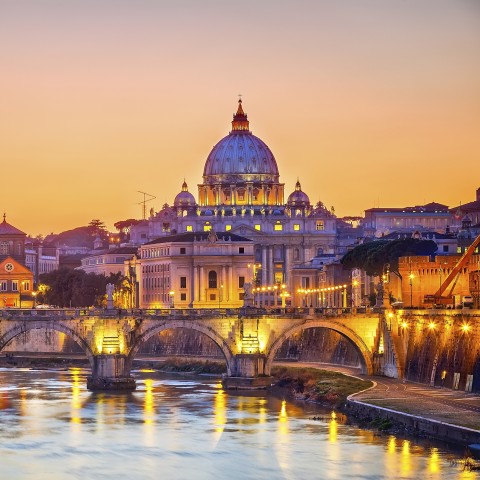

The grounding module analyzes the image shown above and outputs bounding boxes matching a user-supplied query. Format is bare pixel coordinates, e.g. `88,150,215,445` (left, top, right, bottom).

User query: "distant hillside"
44,226,95,248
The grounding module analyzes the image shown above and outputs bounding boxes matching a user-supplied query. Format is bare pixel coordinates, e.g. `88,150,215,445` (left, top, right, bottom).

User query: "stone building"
0,256,34,308
132,100,337,302
78,246,138,276
397,254,480,308
363,202,453,237
0,214,27,265
137,231,253,309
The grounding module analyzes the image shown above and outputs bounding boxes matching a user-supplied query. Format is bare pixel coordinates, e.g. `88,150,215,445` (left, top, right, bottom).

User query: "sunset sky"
1,1,479,236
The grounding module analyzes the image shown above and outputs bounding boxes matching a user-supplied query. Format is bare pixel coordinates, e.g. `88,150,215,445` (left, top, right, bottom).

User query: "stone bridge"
0,307,386,390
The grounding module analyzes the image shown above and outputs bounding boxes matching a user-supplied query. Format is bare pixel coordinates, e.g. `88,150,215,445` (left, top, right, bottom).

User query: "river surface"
0,368,476,480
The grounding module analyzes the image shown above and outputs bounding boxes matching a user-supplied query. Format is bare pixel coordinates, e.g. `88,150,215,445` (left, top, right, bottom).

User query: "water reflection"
0,368,473,480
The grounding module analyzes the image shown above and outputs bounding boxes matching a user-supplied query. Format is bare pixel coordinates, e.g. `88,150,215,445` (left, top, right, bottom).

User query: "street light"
169,290,175,309
32,291,37,308
409,273,414,308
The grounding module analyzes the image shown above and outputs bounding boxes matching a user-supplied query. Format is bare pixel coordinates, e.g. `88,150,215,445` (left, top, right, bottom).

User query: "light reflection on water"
0,368,475,480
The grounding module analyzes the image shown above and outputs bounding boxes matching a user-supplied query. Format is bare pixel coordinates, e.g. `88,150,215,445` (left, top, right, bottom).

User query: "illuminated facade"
0,256,34,308
133,100,337,300
137,231,253,309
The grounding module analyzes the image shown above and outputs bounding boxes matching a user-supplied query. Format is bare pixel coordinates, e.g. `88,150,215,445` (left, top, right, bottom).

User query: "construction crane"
137,191,156,220
425,233,480,306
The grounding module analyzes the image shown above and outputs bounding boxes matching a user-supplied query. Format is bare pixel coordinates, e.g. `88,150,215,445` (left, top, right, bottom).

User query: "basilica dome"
174,181,197,207
287,180,310,207
203,100,279,185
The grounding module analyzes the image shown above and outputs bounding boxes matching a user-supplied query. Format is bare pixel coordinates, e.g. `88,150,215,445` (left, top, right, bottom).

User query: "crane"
425,233,480,306
137,191,156,220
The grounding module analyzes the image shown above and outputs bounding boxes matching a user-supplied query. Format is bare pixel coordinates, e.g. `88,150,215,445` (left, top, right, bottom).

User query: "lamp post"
169,290,175,309
352,280,359,308
409,273,414,308
32,291,37,308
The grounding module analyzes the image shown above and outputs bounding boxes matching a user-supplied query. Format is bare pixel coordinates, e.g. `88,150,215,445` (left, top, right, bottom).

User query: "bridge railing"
0,306,363,320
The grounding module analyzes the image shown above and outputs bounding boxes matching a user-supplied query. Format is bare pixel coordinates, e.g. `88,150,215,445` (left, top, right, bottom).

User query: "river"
0,368,476,480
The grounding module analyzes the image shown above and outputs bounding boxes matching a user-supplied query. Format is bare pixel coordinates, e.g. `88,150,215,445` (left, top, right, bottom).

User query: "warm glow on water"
0,368,472,479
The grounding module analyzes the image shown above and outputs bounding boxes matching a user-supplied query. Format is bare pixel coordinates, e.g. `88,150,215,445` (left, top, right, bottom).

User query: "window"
0,281,6,291
162,223,170,232
180,276,187,289
180,293,187,301
238,276,245,288
204,223,212,232
317,247,324,256
293,224,300,231
141,233,147,239
254,224,261,231
22,281,30,291
442,245,449,253
208,270,217,289
0,242,8,255
274,223,283,231
180,247,186,255
12,281,18,291
225,224,232,231
210,293,216,301
316,221,325,231
186,225,193,232
239,247,244,254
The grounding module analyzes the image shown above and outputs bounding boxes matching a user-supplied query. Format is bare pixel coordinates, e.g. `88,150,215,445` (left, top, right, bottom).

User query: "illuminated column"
200,266,205,303
228,265,233,302
261,246,267,285
194,266,199,303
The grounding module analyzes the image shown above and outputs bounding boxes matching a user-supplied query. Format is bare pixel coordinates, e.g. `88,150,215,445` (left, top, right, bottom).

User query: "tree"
39,268,123,307
341,238,438,278
114,218,141,242
87,219,108,241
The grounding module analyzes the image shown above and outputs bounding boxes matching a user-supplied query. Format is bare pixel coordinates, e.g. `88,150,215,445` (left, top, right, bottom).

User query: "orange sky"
1,1,479,236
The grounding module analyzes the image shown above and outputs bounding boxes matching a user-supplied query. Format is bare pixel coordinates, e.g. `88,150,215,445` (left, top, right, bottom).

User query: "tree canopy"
340,238,438,278
38,268,123,308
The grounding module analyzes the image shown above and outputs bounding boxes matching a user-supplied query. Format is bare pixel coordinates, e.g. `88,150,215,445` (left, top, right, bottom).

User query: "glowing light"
329,410,338,443
428,321,436,330
401,321,408,329
461,323,471,333
429,447,440,474
214,382,227,433
387,435,396,454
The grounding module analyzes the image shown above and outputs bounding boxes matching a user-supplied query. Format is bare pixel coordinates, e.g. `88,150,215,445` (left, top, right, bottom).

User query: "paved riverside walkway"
275,361,480,431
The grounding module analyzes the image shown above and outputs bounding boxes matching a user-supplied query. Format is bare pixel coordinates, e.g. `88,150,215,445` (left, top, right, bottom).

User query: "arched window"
294,248,300,261
317,247,324,256
208,270,217,289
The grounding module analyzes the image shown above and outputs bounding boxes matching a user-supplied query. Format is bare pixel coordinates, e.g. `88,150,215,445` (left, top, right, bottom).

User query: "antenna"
138,191,156,220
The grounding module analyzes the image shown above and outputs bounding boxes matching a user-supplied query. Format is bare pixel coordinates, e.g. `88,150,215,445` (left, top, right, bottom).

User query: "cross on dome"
232,98,249,132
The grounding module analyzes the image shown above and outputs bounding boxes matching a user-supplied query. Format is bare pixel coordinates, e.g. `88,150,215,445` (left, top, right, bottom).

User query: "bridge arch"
0,320,95,367
128,320,236,375
265,319,374,375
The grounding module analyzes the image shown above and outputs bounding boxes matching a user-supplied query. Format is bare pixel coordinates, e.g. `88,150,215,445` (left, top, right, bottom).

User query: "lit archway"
128,320,235,375
265,319,374,375
0,320,95,368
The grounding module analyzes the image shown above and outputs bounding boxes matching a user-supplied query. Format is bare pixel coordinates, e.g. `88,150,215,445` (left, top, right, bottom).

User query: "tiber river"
0,368,476,480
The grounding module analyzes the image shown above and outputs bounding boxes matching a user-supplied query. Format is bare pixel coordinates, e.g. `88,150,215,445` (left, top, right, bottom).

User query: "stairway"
102,336,120,354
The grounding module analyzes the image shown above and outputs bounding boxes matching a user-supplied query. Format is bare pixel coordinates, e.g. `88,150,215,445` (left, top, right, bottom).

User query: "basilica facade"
133,100,337,308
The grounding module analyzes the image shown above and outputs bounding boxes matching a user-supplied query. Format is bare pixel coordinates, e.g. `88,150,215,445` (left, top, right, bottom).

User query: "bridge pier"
222,354,273,390
87,354,136,391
